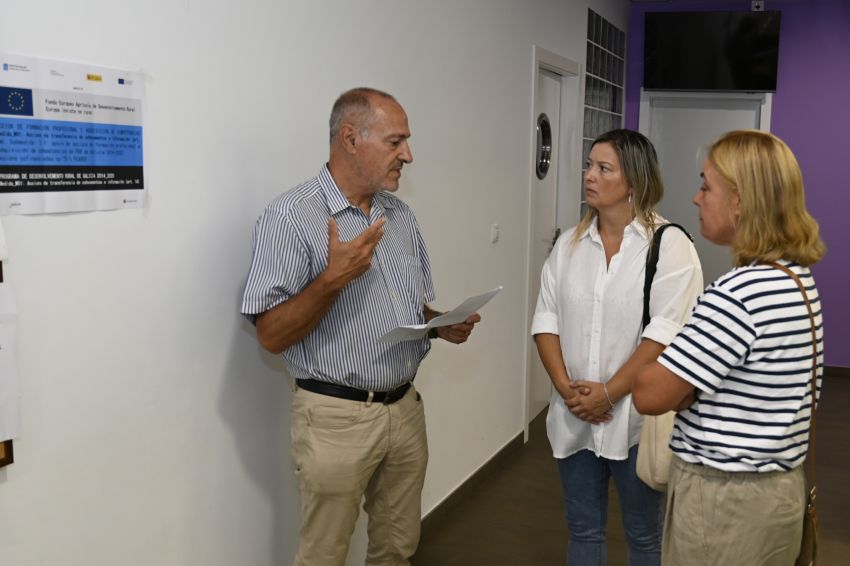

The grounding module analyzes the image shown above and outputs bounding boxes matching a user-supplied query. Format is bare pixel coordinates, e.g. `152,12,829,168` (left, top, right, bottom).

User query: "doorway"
638,90,772,284
524,47,582,438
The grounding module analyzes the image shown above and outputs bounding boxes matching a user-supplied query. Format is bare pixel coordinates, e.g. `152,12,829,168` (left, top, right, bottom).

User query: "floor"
413,373,849,565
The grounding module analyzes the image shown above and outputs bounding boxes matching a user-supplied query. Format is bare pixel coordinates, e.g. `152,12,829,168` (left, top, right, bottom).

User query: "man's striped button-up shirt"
241,165,435,391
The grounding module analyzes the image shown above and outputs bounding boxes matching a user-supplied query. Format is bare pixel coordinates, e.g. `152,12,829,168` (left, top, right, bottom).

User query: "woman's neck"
596,205,635,267
596,205,634,239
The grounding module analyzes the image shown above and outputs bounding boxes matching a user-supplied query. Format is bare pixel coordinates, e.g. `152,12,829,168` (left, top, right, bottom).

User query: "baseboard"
826,365,850,378
421,431,524,530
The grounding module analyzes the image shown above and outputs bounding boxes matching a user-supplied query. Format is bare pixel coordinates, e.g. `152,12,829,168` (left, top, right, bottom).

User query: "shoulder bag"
635,223,691,492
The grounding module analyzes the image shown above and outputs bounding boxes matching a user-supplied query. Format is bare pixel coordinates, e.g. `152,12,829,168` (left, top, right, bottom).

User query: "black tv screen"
644,11,781,92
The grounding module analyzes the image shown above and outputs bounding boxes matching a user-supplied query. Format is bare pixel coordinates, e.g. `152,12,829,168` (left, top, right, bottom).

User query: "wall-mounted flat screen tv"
644,11,781,92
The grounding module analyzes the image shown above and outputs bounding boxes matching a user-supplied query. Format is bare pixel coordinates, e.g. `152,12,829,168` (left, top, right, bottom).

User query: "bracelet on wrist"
603,383,616,409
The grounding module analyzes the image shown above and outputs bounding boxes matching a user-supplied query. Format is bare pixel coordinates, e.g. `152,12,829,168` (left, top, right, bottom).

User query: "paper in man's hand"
379,286,502,343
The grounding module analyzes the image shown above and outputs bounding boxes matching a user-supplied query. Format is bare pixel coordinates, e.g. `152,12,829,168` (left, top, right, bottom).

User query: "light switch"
490,223,500,243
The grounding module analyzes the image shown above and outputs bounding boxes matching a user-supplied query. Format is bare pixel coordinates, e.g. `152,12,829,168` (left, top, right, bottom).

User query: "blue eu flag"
0,87,34,116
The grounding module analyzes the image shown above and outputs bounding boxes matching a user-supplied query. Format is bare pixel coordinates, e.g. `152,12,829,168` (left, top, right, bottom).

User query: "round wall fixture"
536,113,552,180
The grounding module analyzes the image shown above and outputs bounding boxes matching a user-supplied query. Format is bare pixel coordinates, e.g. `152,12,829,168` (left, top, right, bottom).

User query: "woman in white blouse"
531,129,703,565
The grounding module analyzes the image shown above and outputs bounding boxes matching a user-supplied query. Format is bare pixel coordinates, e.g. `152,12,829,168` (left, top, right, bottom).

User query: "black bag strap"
642,223,693,330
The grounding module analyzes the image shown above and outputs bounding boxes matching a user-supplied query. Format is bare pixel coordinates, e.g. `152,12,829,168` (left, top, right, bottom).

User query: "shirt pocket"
393,254,426,316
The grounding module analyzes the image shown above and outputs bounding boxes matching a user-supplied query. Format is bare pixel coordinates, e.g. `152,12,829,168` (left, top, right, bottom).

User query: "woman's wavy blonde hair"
707,130,825,266
572,129,664,245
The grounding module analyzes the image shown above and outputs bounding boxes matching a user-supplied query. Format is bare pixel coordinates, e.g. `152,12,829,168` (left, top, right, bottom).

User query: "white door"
639,91,771,285
524,48,581,437
528,69,561,423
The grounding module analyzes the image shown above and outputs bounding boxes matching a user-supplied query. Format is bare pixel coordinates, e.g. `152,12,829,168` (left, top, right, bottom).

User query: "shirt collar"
581,216,650,243
317,164,395,218
582,219,599,242
630,217,652,241
317,164,352,216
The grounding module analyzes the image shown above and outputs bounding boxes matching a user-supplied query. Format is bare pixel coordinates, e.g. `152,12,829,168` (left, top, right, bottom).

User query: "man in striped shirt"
241,87,480,566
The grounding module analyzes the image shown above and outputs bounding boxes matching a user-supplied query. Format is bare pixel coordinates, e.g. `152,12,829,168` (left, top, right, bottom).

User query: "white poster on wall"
0,54,146,215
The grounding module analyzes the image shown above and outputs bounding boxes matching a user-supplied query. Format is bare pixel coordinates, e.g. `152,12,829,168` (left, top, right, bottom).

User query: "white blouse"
531,217,703,460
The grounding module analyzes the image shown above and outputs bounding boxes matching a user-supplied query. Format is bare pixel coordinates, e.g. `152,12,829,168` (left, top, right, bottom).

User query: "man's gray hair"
329,87,397,143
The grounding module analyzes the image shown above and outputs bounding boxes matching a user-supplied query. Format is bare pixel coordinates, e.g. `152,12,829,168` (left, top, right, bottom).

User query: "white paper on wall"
0,53,147,215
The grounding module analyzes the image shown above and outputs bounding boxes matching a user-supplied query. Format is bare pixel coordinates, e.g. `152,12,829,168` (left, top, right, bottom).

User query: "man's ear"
339,123,358,154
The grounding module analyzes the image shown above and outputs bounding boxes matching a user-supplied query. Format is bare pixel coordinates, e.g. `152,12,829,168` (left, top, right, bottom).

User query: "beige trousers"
662,456,805,566
290,383,428,566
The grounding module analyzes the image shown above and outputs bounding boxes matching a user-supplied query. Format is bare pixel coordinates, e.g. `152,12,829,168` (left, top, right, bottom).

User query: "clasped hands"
564,380,615,425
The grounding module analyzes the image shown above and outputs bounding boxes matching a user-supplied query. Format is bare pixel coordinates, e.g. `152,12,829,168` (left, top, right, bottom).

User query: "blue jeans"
557,445,662,566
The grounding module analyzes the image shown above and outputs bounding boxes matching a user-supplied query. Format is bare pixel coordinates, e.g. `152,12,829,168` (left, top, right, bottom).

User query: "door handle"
549,227,561,252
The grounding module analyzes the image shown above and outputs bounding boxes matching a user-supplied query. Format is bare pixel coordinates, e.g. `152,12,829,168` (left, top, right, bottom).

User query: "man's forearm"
255,271,343,354
423,304,442,322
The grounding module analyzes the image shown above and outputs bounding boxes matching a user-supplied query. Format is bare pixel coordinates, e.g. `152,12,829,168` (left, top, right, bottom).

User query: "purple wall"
626,0,850,367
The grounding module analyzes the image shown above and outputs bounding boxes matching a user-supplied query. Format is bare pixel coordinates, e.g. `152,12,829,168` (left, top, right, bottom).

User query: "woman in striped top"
633,130,826,566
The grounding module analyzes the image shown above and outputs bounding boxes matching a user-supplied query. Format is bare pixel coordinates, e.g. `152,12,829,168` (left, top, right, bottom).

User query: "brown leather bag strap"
766,262,818,494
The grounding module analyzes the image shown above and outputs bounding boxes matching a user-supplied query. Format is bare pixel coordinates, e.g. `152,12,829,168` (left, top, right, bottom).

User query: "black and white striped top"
241,165,435,391
659,261,824,472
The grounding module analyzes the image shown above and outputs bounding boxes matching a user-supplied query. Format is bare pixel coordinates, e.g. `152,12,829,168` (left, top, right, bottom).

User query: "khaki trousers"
662,456,805,566
290,383,428,566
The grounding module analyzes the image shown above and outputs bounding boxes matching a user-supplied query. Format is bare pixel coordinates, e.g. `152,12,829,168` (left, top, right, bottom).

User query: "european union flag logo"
0,87,34,116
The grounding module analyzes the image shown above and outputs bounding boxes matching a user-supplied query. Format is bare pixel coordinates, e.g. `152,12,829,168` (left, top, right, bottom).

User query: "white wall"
0,1,628,564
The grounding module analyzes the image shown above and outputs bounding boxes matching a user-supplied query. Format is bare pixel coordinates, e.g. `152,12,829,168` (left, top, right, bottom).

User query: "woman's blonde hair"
572,129,664,245
708,130,825,266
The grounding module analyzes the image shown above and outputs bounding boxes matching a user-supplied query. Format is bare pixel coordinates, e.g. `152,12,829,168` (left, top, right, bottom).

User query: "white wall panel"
0,1,628,564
